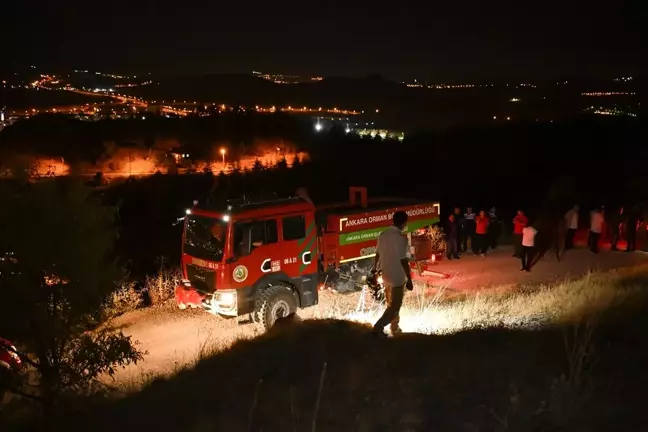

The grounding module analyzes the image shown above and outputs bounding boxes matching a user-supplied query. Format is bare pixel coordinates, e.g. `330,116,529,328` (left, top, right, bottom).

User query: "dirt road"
108,246,648,386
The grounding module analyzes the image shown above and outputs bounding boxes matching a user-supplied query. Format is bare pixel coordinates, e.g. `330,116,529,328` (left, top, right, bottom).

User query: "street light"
220,148,226,167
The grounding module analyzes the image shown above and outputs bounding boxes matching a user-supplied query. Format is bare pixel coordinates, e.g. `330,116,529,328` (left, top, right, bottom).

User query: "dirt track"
108,246,648,387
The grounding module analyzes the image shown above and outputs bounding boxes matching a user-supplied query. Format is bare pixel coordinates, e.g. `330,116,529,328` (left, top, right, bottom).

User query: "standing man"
372,211,413,336
625,205,639,252
564,204,579,250
463,207,476,253
488,207,501,250
475,210,490,257
609,207,624,251
589,207,604,253
513,210,528,258
521,224,538,272
454,207,465,256
446,213,460,260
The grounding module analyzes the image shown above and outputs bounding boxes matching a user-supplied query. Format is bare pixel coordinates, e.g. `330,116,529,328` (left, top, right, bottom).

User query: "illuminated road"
15,75,362,118
29,75,189,117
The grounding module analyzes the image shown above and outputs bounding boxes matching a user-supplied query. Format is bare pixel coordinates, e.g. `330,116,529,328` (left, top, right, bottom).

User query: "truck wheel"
255,285,297,330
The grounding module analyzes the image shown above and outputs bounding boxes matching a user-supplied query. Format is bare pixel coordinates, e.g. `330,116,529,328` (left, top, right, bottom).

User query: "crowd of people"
445,206,503,259
372,204,644,336
444,204,645,272
580,205,642,254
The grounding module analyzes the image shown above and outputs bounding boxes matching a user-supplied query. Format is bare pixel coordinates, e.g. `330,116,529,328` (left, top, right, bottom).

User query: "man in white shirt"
521,225,538,272
589,207,604,253
564,204,579,250
371,211,413,336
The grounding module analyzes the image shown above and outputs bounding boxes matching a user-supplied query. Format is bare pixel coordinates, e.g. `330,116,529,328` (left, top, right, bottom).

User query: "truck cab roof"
192,195,314,220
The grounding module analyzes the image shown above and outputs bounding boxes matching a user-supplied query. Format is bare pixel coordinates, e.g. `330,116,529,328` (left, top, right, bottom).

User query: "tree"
275,157,289,171
0,178,142,414
251,159,264,173
291,155,302,169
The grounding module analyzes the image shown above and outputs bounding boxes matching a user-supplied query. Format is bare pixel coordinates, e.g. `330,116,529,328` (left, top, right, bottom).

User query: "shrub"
145,267,181,306
0,178,143,414
427,224,447,251
102,280,143,320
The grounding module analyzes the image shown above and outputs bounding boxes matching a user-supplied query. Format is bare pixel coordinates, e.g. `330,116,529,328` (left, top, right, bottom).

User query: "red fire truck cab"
175,187,441,329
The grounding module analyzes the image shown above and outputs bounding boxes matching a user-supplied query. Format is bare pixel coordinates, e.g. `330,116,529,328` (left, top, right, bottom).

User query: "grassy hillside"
16,265,640,431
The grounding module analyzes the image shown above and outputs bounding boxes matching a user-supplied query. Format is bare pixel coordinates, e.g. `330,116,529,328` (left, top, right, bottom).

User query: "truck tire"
254,285,297,330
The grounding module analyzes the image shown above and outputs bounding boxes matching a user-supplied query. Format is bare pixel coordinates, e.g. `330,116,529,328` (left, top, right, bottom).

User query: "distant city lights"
253,71,323,84
582,92,635,96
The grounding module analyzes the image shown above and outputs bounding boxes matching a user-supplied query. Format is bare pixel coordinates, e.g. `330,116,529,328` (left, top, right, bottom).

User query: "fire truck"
0,337,21,405
175,187,442,329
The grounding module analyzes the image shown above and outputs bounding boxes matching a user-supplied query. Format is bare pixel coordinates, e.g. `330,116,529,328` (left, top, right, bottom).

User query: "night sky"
3,0,641,80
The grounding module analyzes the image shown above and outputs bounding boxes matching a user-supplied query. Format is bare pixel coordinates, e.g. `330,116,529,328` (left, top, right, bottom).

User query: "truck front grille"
185,264,216,293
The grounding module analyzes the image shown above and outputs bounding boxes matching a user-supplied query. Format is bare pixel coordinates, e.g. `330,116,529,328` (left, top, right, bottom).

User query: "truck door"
278,210,318,307
231,217,282,287
278,211,317,277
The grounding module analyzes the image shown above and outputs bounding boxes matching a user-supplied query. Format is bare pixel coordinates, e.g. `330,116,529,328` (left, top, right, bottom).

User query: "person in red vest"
512,210,528,258
475,210,490,257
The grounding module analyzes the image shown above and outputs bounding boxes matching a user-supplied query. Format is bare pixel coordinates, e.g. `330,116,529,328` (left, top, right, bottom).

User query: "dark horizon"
2,1,641,82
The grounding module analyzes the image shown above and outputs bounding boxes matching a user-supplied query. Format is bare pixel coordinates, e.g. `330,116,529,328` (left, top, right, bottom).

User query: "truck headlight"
210,290,238,317
219,292,235,306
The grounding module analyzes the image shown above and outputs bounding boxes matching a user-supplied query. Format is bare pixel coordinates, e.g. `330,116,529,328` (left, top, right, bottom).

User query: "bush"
0,178,143,414
145,266,181,306
102,280,143,320
427,224,447,251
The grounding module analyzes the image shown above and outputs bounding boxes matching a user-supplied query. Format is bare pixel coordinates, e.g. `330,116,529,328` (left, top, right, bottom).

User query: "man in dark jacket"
453,207,465,256
463,207,476,253
488,206,501,250
625,206,639,252
446,214,460,260
609,207,624,251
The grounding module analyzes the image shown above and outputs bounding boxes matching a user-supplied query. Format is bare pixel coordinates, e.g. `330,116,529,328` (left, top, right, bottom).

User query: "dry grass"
29,264,648,431
144,267,181,306
100,266,181,320
101,279,142,320
332,265,647,335
114,264,648,392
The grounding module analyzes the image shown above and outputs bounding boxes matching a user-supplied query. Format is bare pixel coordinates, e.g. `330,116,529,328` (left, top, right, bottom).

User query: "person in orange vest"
475,210,490,257
512,210,528,258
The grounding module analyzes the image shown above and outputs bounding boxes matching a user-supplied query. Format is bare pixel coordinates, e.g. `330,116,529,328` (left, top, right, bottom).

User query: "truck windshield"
183,214,226,262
